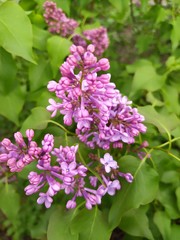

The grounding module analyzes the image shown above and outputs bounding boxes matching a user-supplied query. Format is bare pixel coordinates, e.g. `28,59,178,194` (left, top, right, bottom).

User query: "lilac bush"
0,0,148,211
1,1,179,239
0,42,146,210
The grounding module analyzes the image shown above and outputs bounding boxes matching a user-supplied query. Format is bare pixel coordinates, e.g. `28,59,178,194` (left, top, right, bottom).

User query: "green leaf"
36,91,54,108
47,36,71,77
126,59,150,73
29,57,52,92
130,60,165,96
32,25,51,51
171,16,180,51
81,9,97,19
161,170,179,184
108,0,130,22
30,208,54,239
47,206,79,240
108,156,159,229
119,205,154,240
162,85,180,115
136,35,153,54
157,183,180,219
138,105,180,134
0,184,20,222
156,8,170,24
27,88,53,108
0,87,25,125
18,161,37,179
0,1,35,62
0,47,17,94
71,207,111,240
146,92,164,107
175,187,180,211
171,224,180,239
20,107,51,133
153,211,171,240
54,0,70,15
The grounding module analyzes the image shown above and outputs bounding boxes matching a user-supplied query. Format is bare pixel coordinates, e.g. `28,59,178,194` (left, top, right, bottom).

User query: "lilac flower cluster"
0,131,133,209
0,143,16,183
43,1,78,37
43,1,109,56
72,27,109,56
0,130,40,172
47,44,146,150
0,3,147,211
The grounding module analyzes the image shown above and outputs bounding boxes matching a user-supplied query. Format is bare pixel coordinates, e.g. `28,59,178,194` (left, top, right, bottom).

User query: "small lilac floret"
106,180,121,196
37,192,53,208
26,129,34,141
66,199,77,209
118,172,134,183
100,153,118,173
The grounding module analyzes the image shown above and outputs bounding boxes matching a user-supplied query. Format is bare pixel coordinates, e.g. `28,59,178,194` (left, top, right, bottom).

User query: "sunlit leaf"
138,105,180,134
130,60,165,95
32,25,51,51
108,0,130,22
29,56,52,92
162,84,180,115
146,92,164,107
47,36,71,77
20,107,51,133
171,224,180,239
0,1,35,62
171,16,180,50
0,87,25,125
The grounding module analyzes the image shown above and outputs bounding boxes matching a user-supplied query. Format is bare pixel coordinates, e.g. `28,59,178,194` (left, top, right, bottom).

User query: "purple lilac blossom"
72,26,109,56
83,27,109,56
43,1,78,37
100,153,118,173
0,130,41,172
47,44,147,150
0,144,16,182
0,131,134,209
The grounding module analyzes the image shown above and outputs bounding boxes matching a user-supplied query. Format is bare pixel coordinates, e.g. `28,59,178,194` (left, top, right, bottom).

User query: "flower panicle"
0,132,133,210
43,1,109,56
47,44,147,150
43,1,78,37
